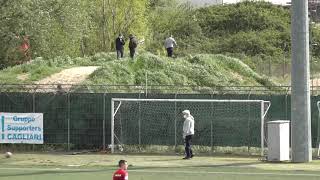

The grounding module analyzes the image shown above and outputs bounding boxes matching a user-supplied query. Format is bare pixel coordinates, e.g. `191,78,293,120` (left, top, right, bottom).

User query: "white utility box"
267,120,290,161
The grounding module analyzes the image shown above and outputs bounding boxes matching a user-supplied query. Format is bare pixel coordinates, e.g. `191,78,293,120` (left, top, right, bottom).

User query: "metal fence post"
111,99,114,153
138,93,141,146
317,101,320,156
32,93,35,113
67,93,70,151
32,92,36,151
174,93,177,148
247,90,252,154
285,87,290,120
210,92,214,154
260,100,265,157
103,93,106,151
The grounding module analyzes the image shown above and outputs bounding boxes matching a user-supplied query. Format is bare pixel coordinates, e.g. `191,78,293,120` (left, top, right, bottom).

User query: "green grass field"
1,153,320,180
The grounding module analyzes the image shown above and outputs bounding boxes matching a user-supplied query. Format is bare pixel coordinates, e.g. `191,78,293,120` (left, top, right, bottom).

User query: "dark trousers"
166,47,173,57
129,48,136,59
185,135,193,158
116,49,124,59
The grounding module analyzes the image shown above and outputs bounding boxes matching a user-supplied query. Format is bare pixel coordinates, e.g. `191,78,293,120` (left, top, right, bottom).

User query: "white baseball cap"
182,110,190,115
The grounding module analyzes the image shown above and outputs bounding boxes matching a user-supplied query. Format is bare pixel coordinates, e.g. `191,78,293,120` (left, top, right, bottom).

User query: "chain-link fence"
0,84,320,154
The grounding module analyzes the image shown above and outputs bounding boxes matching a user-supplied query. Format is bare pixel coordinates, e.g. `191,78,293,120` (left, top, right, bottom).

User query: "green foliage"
1,1,311,87
0,52,278,93
90,52,118,64
146,1,203,56
195,1,290,56
0,53,111,84
84,53,278,91
311,25,320,57
0,0,148,69
144,1,295,61
219,31,281,56
0,1,308,70
90,61,135,85
0,0,89,67
83,0,148,52
197,2,290,35
0,57,65,84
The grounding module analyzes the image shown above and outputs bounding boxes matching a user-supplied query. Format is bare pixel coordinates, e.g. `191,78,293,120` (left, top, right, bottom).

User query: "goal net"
111,98,271,156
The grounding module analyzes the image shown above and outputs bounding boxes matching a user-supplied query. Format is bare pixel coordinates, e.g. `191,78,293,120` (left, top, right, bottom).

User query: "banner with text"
0,113,43,144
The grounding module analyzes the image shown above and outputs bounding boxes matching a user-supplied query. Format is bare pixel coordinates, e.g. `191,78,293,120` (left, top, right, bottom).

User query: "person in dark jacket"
115,34,125,59
128,34,138,59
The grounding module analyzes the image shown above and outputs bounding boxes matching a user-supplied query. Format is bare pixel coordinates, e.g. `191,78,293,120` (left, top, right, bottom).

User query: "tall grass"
85,53,278,92
0,53,111,84
0,52,278,92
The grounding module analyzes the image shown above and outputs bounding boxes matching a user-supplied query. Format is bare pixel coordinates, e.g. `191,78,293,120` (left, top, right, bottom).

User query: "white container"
267,120,290,161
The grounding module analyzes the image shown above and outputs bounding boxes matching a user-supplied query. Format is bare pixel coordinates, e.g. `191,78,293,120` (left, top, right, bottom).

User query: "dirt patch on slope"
34,66,99,92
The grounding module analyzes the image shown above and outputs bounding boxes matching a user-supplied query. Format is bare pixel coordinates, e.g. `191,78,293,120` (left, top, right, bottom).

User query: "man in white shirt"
164,35,177,57
182,110,194,160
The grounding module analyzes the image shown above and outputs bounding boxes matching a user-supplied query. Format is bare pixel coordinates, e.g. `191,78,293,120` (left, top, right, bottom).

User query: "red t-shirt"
113,169,128,180
21,42,29,51
20,36,30,51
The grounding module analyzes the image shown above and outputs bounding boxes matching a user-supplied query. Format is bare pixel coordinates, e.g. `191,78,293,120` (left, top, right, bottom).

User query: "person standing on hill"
128,34,138,59
115,34,125,59
164,35,177,57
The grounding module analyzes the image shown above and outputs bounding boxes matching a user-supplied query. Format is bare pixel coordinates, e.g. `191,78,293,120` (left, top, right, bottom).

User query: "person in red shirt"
113,160,128,180
20,35,31,62
15,32,31,64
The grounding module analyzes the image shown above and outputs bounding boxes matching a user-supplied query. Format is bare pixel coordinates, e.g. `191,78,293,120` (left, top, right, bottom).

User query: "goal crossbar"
111,98,271,155
112,98,268,103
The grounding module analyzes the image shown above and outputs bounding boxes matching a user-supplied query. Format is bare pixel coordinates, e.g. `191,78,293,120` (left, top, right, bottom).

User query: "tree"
0,0,148,68
146,0,203,55
85,0,147,53
0,0,89,68
195,1,291,56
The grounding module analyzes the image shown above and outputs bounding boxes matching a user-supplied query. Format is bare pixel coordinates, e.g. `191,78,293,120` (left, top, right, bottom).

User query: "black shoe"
182,157,191,160
191,154,194,158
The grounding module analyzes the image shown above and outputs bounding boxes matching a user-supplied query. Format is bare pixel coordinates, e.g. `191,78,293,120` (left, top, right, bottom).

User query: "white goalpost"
317,101,320,157
111,98,271,156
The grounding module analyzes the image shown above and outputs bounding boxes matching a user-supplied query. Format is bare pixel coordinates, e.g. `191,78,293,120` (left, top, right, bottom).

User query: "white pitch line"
1,167,320,177
0,167,99,171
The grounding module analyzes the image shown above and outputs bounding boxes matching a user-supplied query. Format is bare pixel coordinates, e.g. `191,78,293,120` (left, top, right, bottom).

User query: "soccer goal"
111,98,271,156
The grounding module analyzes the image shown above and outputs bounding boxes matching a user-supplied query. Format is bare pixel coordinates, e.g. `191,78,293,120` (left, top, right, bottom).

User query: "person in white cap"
182,110,194,159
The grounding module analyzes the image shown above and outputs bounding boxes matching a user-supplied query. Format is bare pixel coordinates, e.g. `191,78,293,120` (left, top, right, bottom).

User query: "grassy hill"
0,52,278,92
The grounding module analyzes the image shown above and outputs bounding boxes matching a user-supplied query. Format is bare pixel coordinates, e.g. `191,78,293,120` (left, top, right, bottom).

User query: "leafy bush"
0,51,278,93
90,52,116,63
84,53,278,91
147,1,292,59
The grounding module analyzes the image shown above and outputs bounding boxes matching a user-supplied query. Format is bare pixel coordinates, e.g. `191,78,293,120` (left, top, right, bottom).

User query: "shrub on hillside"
84,53,278,90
